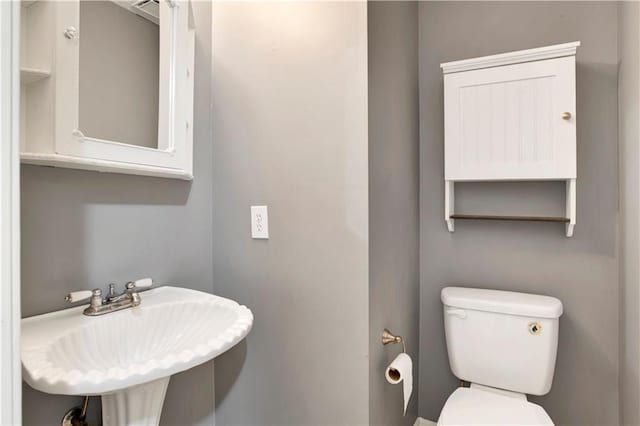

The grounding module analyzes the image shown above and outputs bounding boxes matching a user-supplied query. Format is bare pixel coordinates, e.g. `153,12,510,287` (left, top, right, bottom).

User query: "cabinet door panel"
46,0,194,178
444,56,576,181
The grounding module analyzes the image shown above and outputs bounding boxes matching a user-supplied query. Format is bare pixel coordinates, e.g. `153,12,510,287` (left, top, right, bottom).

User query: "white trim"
0,1,22,424
21,152,193,180
441,41,580,74
414,417,437,426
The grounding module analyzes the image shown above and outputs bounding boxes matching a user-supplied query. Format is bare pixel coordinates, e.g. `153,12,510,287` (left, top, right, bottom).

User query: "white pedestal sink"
21,286,253,425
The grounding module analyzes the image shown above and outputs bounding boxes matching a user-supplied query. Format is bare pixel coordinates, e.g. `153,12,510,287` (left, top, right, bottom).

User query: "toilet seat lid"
438,387,553,425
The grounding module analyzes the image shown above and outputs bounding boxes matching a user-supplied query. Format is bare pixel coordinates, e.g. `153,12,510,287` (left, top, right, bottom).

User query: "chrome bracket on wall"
382,328,406,353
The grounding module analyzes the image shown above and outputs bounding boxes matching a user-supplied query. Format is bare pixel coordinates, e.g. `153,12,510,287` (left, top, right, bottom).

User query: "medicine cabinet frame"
19,0,195,180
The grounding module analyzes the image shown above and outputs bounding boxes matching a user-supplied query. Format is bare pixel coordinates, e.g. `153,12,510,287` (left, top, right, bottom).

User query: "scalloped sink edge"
22,286,253,396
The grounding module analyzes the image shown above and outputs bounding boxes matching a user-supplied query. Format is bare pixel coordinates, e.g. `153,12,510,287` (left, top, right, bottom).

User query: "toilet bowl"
437,287,563,426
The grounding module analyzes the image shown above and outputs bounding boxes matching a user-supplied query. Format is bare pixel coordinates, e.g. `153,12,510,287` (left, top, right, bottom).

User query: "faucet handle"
126,278,153,290
65,290,92,303
65,289,100,303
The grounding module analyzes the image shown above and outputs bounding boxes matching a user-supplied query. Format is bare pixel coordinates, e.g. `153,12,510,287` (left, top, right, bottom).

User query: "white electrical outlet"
251,205,269,239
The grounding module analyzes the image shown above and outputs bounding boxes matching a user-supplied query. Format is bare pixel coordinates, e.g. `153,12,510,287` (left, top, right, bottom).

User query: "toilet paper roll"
385,353,413,415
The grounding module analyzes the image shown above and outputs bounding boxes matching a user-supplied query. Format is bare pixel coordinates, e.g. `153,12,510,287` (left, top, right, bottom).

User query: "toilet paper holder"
382,328,406,353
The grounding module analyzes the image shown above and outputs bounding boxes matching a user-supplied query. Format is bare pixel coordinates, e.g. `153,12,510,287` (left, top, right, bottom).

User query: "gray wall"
20,2,212,425
368,2,419,425
618,2,640,425
418,2,619,425
211,2,370,425
79,1,159,148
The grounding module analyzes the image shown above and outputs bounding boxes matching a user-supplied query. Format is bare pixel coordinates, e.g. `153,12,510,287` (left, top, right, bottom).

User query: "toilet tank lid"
441,287,563,319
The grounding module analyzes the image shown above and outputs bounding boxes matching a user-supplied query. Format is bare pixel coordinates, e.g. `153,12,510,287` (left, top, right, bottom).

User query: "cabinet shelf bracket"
445,180,455,232
565,178,576,237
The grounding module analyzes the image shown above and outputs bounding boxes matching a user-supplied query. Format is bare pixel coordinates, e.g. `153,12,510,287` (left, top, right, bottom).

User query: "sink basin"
22,286,253,425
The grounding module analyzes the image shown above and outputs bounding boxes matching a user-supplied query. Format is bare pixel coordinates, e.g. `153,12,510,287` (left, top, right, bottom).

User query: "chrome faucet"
65,278,153,316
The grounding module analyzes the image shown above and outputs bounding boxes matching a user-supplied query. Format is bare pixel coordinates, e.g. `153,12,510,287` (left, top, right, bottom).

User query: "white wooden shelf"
20,152,193,180
20,68,50,85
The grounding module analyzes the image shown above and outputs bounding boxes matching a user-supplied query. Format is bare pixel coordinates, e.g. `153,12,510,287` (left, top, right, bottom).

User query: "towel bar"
450,214,570,223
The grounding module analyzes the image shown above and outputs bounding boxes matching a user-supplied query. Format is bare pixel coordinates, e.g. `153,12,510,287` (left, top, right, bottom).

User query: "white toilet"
438,287,563,426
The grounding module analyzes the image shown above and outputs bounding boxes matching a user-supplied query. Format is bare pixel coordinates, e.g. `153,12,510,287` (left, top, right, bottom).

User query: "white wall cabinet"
441,42,579,236
19,0,195,180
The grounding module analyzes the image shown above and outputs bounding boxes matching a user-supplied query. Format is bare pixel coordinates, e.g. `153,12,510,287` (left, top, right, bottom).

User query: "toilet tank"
442,287,563,396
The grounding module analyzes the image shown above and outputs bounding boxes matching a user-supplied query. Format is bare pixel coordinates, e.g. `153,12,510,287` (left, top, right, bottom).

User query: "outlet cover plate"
251,205,269,239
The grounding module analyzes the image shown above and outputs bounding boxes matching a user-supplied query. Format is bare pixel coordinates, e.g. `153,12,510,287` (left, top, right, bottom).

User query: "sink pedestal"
102,377,171,426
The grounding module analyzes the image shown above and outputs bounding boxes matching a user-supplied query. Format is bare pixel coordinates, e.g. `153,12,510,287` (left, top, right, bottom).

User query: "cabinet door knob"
562,112,572,120
63,26,77,40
